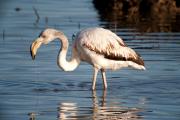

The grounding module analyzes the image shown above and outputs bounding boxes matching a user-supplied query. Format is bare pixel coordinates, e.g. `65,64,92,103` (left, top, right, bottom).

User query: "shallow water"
0,0,180,120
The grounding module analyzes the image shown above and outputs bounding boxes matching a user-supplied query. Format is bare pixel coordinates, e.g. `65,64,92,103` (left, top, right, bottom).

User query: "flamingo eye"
41,35,46,38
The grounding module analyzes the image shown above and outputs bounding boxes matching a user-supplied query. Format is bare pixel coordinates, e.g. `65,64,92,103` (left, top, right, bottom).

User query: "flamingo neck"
57,33,80,71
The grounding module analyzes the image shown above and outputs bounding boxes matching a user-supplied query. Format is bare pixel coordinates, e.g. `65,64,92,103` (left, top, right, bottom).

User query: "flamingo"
30,27,145,90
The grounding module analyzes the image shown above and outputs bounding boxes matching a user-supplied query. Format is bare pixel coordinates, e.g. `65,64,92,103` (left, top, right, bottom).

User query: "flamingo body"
30,27,145,90
75,27,144,70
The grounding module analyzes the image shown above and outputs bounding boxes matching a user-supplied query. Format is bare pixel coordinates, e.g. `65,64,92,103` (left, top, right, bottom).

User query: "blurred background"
93,0,180,32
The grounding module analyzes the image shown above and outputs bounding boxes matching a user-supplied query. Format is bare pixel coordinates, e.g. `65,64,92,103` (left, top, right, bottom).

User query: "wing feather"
78,28,144,66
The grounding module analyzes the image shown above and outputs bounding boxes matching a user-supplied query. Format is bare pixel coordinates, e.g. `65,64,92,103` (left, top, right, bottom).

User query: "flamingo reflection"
57,90,142,120
58,102,78,120
92,90,142,120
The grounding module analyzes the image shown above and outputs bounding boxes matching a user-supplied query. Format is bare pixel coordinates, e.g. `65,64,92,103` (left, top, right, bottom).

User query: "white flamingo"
30,27,145,90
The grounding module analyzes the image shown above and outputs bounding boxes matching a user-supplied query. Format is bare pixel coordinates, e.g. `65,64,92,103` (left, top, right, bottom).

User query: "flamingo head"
30,28,61,60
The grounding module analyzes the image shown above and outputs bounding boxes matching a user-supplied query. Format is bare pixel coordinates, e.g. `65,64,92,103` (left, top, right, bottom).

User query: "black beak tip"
30,45,35,60
32,54,36,60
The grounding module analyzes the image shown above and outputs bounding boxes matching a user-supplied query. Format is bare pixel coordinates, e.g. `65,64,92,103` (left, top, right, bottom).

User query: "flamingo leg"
92,67,98,90
101,69,107,89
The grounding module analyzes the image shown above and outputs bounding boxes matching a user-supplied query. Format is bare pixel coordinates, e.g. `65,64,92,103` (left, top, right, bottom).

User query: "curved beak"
30,38,43,60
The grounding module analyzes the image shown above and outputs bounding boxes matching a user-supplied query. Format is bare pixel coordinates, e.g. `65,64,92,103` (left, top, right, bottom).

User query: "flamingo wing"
78,28,144,66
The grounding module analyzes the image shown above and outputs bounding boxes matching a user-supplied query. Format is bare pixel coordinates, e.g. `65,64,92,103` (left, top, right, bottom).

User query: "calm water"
0,0,180,120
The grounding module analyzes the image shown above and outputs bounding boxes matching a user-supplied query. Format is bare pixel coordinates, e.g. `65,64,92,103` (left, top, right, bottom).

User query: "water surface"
0,0,180,120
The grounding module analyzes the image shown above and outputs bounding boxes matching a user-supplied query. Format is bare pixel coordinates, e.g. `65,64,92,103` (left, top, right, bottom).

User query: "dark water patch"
33,88,50,93
78,82,90,88
111,76,121,79
66,83,75,87
49,82,61,86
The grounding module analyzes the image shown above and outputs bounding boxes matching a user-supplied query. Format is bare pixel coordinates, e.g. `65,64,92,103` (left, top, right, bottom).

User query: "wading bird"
30,27,145,90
